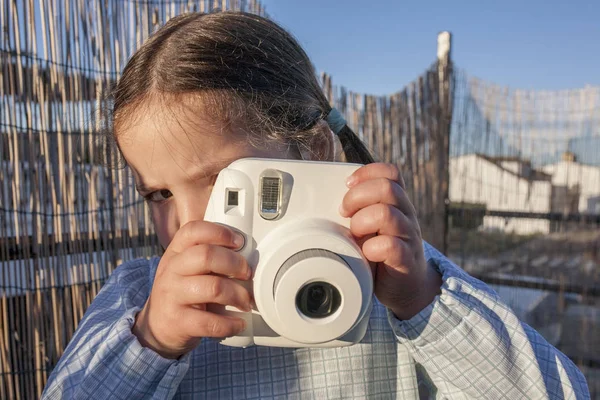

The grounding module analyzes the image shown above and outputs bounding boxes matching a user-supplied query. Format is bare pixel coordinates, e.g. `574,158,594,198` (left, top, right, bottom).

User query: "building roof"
465,153,553,182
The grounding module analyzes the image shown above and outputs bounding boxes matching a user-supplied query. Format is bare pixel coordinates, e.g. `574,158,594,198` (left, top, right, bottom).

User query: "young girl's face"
117,99,297,249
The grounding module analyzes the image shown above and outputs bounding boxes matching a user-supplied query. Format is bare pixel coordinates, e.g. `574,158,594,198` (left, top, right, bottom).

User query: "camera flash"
259,171,283,220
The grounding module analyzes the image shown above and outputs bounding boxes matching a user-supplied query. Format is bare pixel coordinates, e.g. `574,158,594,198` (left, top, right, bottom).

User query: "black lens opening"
296,282,341,319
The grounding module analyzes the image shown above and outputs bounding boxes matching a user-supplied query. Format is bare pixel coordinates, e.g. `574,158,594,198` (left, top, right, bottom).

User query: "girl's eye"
145,189,173,203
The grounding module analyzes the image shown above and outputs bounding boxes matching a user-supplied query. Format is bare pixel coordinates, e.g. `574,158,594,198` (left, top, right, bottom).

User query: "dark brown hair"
111,12,374,164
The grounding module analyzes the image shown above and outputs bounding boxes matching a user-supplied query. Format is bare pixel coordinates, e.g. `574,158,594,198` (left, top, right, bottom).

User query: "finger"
174,275,253,312
361,235,421,272
350,203,420,240
168,220,245,254
340,178,416,218
174,244,251,280
347,163,406,190
181,308,247,338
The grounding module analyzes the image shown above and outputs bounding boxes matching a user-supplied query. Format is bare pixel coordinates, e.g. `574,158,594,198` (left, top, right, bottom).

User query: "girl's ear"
298,120,336,162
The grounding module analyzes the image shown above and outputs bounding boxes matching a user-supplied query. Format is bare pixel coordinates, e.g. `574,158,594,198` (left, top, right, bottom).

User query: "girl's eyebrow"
134,158,237,193
135,182,153,194
189,158,238,182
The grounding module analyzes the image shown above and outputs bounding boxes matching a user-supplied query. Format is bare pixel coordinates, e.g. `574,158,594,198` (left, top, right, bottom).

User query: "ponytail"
325,108,375,165
337,125,375,165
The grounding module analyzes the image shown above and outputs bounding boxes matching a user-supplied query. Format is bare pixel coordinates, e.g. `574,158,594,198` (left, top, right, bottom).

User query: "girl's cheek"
150,204,179,248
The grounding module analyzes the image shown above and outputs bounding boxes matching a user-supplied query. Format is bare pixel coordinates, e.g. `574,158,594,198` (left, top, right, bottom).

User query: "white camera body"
204,158,373,348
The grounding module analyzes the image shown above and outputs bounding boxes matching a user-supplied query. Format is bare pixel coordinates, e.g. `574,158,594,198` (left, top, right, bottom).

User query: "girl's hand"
340,163,443,320
132,221,253,359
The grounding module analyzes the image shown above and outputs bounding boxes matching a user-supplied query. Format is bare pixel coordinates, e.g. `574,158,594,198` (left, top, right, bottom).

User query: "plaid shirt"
42,242,590,399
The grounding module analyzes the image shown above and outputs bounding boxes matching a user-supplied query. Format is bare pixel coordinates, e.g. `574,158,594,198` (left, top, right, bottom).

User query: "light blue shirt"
42,243,589,399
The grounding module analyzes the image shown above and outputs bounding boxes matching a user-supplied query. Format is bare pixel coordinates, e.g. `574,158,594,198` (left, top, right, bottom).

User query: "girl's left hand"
340,163,443,320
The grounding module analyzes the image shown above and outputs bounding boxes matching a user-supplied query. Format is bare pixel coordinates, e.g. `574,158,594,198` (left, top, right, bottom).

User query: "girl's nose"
176,196,207,229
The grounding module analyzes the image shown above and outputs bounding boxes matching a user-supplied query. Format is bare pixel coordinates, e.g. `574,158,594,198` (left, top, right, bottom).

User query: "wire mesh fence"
448,69,600,394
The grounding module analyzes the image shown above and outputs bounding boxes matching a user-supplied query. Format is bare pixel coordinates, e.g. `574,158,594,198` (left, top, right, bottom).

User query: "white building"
450,154,553,234
450,152,600,234
542,153,600,215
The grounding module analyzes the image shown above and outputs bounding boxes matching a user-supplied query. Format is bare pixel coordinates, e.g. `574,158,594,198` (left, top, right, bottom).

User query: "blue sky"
261,0,600,96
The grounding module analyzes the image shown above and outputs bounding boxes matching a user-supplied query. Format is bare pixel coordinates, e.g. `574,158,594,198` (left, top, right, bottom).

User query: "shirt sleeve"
41,258,190,400
387,241,591,399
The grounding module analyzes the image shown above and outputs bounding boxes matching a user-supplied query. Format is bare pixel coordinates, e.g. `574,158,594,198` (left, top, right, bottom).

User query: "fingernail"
238,319,247,332
233,232,245,249
246,267,253,280
346,175,357,187
339,203,347,217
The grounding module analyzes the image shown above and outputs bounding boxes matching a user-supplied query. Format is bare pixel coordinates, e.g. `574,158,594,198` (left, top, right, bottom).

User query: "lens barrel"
296,281,341,318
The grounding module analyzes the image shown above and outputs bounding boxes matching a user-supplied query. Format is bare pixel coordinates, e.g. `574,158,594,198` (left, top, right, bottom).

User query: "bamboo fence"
0,1,266,398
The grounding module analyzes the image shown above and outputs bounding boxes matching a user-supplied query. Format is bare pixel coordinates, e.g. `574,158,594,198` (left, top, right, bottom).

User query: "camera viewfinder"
227,189,239,206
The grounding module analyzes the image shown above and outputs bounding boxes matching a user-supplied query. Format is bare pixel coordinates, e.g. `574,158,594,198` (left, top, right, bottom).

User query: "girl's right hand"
132,221,253,359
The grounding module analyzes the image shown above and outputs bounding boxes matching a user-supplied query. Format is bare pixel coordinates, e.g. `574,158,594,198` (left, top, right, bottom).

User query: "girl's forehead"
118,100,244,154
116,101,292,180
118,115,233,177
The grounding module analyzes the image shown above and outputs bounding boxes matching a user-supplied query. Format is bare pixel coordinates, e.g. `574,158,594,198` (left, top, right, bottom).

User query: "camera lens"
296,282,341,319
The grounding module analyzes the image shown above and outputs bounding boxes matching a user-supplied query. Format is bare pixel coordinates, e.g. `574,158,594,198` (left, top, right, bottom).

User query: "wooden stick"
7,1,28,395
0,5,12,398
0,7,15,394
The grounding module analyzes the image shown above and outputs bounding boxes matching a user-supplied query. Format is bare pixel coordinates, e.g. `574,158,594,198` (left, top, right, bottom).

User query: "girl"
42,12,589,399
